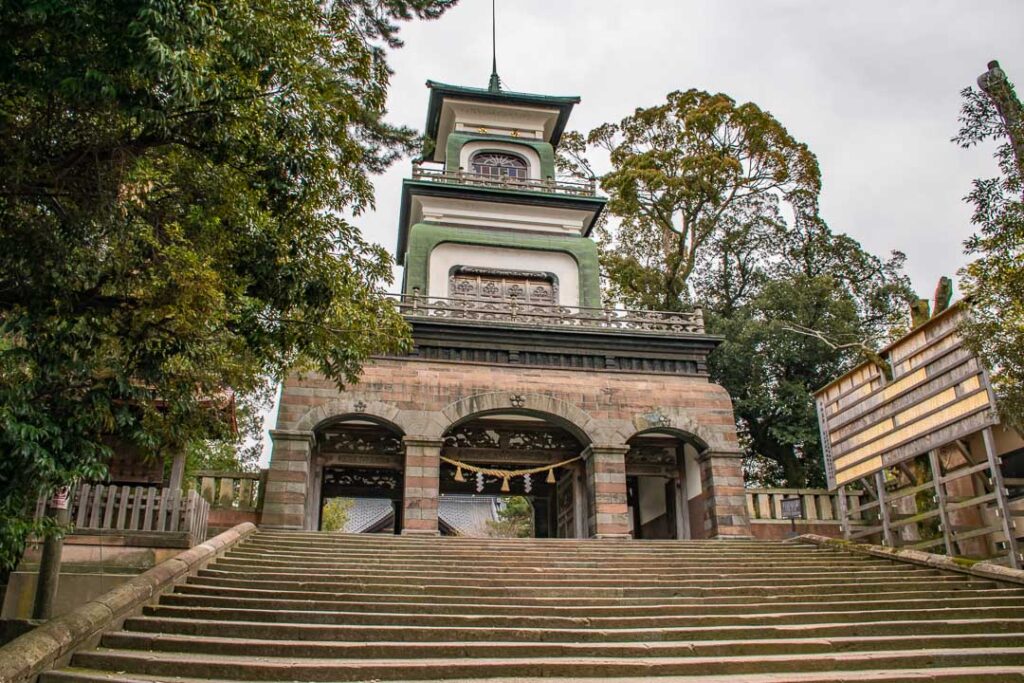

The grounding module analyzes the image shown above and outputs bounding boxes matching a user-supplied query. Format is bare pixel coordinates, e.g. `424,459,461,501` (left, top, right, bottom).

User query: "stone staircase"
42,531,1024,682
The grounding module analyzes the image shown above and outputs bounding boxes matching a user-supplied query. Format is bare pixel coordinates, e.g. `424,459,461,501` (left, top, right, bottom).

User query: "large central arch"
438,410,590,538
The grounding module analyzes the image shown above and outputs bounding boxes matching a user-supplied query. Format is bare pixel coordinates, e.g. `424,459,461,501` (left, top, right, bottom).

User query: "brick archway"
441,391,599,445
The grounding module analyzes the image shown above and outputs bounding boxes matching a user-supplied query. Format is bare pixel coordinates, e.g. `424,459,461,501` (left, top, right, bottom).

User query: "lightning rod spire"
488,0,501,91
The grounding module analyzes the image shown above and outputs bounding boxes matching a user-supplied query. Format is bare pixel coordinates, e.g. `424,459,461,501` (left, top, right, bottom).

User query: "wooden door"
556,470,575,538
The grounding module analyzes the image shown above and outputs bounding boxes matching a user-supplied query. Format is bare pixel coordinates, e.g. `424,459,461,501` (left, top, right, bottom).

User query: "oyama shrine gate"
263,79,752,540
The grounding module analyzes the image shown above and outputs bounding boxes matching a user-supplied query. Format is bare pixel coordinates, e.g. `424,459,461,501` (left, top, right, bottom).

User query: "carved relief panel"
449,266,558,305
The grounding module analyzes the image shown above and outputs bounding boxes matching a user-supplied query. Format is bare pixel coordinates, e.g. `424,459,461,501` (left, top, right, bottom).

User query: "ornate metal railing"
393,293,705,335
411,163,597,198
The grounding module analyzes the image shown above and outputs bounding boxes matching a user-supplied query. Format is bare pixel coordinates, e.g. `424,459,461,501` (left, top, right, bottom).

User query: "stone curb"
791,533,1024,586
0,522,257,683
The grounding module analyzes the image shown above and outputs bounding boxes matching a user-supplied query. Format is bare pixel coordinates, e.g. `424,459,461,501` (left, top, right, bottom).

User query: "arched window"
470,151,528,179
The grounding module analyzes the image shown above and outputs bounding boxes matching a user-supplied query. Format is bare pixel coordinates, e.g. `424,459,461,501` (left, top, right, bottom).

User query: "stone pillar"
262,429,315,529
402,437,441,536
585,445,630,539
697,450,752,539
167,450,186,494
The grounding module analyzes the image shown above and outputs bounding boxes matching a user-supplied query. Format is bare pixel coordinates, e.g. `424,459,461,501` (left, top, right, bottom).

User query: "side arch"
296,399,403,433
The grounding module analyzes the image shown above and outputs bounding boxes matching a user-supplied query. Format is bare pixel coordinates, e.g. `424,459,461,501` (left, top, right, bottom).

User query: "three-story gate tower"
263,77,751,539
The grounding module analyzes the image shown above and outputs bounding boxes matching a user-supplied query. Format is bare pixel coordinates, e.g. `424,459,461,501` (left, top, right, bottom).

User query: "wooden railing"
194,470,265,511
746,488,865,525
411,163,597,197
394,293,706,335
36,484,209,543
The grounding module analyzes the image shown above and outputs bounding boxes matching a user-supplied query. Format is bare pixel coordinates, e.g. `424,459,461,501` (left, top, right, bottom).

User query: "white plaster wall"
427,242,580,306
458,140,542,179
638,476,668,525
447,100,555,139
412,196,589,236
684,442,702,500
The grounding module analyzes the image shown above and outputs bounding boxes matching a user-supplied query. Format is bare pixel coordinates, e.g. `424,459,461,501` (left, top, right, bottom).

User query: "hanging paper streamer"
440,455,582,495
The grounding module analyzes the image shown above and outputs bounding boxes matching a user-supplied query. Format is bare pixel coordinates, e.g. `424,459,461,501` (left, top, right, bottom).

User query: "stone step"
237,536,823,552
199,565,941,586
215,556,924,575
40,666,1024,683
63,647,1024,681
237,542,837,559
173,582,1024,608
158,591,1024,617
140,603,1024,629
222,550,901,569
99,630,1024,660
121,615,1024,643
184,574,996,598
41,533,1024,683
250,532,798,546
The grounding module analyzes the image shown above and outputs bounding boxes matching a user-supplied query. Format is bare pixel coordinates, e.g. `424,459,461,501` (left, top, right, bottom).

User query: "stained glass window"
470,151,528,179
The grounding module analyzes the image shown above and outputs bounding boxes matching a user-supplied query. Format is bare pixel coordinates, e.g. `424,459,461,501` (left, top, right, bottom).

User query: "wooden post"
674,446,691,540
32,486,71,620
875,471,895,547
836,484,851,540
928,449,955,556
982,426,1022,569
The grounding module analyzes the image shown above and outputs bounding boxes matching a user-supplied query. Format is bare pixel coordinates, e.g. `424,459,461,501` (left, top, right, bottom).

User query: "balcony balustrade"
393,293,705,336
411,162,597,198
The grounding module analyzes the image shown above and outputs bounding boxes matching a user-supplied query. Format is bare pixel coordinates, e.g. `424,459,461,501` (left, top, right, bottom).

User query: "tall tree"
955,60,1024,429
0,0,455,570
575,89,912,486
585,89,821,311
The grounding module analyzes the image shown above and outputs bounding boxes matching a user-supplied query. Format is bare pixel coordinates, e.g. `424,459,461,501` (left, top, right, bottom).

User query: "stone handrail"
411,163,597,197
0,522,257,683
194,469,265,512
393,293,706,336
794,533,1024,586
746,488,865,524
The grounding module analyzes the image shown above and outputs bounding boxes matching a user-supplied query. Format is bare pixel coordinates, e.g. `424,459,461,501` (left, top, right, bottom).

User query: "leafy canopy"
954,63,1024,429
571,89,912,486
0,0,455,570
584,89,822,311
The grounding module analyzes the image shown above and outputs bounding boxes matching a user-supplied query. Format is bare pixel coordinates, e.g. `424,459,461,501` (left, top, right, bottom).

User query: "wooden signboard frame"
814,303,1021,569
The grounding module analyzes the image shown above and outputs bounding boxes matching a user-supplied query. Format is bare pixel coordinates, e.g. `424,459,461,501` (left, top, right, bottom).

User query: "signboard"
49,486,71,510
815,304,997,489
780,496,803,520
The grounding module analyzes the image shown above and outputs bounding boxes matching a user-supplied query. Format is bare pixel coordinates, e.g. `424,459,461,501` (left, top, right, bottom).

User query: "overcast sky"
258,0,1024,462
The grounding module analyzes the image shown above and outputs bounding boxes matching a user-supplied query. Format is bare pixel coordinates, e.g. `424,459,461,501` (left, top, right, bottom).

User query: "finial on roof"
488,0,501,92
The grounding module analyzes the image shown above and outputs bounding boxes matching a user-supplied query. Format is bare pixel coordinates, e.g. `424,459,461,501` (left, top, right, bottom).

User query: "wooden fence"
36,484,209,544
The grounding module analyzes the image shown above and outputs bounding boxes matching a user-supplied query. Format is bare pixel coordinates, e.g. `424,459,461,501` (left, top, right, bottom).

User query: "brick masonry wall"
266,356,751,538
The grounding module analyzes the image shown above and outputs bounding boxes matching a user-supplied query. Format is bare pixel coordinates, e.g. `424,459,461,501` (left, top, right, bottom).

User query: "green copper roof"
423,80,580,153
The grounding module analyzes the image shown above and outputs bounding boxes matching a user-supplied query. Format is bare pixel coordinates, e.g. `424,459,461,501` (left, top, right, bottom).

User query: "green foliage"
954,72,1024,430
0,0,455,571
585,89,821,311
486,496,533,538
579,89,913,487
320,497,354,533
